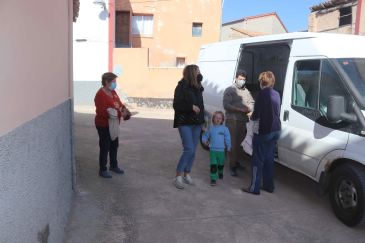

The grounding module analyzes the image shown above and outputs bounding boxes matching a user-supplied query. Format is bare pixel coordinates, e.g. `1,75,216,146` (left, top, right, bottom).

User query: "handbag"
121,106,131,120
241,120,254,156
107,108,119,141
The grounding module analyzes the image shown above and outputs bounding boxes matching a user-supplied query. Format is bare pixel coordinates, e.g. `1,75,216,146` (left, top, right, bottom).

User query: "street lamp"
93,0,107,10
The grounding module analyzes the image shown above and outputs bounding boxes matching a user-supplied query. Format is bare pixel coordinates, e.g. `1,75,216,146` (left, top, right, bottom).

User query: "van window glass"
337,58,365,108
292,60,320,109
292,59,358,133
319,60,349,115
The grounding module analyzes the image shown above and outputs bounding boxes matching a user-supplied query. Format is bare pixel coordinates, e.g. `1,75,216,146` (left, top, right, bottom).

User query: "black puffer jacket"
173,79,205,128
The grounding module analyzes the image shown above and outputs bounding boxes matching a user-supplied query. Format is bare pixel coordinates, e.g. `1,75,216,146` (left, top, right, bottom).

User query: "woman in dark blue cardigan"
242,71,281,195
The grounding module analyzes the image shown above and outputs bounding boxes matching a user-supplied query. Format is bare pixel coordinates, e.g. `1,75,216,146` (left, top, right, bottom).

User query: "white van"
198,32,365,227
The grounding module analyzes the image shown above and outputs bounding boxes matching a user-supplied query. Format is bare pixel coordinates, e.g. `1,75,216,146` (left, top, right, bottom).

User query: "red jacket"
94,88,124,127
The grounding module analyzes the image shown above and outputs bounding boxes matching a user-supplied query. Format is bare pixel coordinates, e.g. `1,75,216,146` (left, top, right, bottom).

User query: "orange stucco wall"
114,0,221,98
0,0,73,136
114,48,182,98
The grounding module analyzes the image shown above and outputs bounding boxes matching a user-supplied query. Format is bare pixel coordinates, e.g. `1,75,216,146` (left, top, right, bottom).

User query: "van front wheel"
329,163,365,227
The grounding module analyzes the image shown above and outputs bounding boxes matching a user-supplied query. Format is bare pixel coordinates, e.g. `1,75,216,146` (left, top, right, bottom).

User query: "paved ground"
65,108,365,243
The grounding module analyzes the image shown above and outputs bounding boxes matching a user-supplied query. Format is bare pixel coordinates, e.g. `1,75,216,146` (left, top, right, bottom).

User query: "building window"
132,15,154,36
192,22,202,37
339,7,352,26
115,11,131,47
176,57,186,67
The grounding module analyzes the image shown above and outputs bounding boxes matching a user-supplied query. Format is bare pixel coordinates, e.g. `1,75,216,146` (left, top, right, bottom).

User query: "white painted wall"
73,0,110,81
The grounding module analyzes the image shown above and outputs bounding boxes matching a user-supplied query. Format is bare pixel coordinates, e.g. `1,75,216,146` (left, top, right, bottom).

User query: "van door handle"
283,110,289,121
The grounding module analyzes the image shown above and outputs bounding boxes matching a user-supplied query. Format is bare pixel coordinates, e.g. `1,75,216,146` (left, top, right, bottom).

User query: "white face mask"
236,79,246,88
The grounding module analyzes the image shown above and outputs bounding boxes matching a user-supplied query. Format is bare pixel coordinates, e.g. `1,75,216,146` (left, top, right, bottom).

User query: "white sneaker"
173,176,184,189
183,174,194,185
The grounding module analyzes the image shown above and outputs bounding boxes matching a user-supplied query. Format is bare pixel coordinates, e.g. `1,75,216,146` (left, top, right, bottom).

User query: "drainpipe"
355,0,363,35
108,0,115,71
68,0,76,190
220,0,224,41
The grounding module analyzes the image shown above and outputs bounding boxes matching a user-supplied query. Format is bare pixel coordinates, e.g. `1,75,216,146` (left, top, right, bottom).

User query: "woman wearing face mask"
94,72,126,178
173,64,205,189
223,70,254,177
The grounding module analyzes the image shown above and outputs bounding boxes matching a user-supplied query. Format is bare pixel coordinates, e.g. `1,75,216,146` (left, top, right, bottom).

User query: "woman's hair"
236,70,247,79
212,111,225,124
258,71,275,88
183,64,201,89
101,72,118,86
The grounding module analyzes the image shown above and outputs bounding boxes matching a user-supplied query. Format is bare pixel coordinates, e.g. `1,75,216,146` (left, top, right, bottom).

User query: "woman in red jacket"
94,72,127,178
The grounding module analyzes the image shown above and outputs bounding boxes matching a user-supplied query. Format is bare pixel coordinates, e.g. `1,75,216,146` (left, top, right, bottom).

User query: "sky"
222,0,325,32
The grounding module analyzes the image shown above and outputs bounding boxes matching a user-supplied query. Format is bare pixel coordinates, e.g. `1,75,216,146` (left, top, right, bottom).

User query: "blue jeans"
176,125,202,173
249,131,280,193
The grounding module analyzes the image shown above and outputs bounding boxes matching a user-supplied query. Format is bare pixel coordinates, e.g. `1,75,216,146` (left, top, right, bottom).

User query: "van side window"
291,59,357,133
319,60,349,116
292,60,320,109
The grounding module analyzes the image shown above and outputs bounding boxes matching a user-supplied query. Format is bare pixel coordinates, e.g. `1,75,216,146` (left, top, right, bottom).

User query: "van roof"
200,32,365,59
202,32,365,48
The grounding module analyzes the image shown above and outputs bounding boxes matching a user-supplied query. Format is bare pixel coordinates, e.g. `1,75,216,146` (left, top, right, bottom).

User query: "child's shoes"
210,179,217,186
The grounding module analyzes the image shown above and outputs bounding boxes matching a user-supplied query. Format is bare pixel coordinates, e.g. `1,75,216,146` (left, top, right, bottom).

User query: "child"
202,111,231,186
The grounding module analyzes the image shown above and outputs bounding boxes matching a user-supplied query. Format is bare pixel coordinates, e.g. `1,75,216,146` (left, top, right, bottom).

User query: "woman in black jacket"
173,64,205,189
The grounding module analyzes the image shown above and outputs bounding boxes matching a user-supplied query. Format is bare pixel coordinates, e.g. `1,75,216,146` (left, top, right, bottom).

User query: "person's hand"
236,107,250,113
192,105,200,114
241,107,251,113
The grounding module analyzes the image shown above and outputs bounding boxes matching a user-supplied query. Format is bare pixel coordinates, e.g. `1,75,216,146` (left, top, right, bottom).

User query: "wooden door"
116,11,130,47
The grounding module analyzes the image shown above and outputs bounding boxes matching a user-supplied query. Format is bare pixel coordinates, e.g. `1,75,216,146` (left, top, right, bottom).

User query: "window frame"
176,57,186,68
192,22,203,37
291,59,322,111
339,6,352,27
131,14,154,37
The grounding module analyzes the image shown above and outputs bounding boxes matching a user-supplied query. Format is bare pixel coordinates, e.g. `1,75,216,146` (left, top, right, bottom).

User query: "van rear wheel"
329,163,365,227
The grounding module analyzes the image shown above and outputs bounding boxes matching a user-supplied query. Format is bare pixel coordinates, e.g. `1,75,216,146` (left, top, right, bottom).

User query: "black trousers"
96,126,119,172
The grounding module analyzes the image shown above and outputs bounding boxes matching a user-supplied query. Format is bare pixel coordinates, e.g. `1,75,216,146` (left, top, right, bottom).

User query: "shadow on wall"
202,78,229,113
73,81,101,106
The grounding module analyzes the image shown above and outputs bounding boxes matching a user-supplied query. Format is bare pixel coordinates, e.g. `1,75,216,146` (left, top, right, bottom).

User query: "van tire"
329,163,365,227
200,130,209,151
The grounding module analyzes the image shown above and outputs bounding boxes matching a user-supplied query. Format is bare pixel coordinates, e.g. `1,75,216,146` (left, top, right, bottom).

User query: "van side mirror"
327,95,357,123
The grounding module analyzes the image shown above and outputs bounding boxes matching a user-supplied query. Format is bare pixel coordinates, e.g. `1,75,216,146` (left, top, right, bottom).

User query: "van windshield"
336,58,365,107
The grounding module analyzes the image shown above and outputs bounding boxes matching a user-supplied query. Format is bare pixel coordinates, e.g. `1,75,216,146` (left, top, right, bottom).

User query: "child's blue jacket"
202,124,231,152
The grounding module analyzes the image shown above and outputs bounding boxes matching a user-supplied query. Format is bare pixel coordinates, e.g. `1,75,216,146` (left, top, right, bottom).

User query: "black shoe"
262,187,274,193
236,163,246,170
99,170,112,178
110,166,124,174
210,180,217,186
218,174,223,180
230,167,238,177
241,187,260,195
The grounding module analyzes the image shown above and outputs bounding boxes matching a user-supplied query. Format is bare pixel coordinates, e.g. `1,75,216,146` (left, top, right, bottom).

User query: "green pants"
210,150,225,180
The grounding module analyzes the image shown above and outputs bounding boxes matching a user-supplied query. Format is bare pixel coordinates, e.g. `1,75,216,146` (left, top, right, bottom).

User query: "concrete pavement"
65,109,365,243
